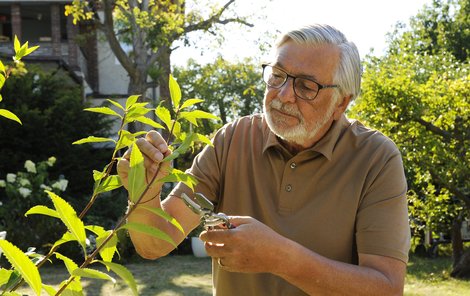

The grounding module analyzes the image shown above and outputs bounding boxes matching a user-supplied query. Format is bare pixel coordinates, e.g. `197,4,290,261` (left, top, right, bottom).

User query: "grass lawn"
404,255,470,296
14,255,470,295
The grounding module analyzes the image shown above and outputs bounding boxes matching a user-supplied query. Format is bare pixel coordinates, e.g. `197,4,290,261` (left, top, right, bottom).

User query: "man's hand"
200,216,285,273
117,130,172,203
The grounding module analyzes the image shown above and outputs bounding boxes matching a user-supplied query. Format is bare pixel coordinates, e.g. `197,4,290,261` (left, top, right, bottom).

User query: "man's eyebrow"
274,62,319,81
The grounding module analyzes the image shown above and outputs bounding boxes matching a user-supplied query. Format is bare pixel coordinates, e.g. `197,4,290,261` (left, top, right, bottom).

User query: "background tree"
0,67,114,220
349,0,469,278
67,0,253,105
173,56,264,134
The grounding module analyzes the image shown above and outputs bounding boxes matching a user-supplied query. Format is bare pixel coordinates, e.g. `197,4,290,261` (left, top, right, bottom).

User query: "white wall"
97,32,129,95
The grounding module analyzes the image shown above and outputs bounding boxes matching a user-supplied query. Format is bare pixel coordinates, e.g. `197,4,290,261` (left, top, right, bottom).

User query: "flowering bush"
0,157,69,252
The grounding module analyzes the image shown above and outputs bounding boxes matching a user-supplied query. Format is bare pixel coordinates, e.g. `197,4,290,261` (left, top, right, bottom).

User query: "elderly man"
118,24,410,295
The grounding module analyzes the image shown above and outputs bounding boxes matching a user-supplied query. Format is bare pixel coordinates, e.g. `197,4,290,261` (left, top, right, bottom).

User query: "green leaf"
47,191,87,253
0,73,5,89
3,292,22,296
134,116,165,129
73,136,115,145
2,270,22,293
169,74,182,111
25,45,39,56
155,104,172,130
95,175,122,194
106,99,125,111
139,206,185,235
165,133,196,161
162,150,180,163
0,109,22,124
116,130,135,151
0,60,5,75
0,268,13,286
195,133,213,147
125,105,151,123
52,232,75,249
128,142,146,203
14,43,27,60
54,252,79,274
180,110,219,126
42,284,57,296
125,95,140,110
84,107,122,118
25,205,59,219
13,36,20,53
85,225,106,236
92,170,106,181
158,168,198,191
72,268,116,283
180,98,204,110
119,222,177,247
96,230,118,262
169,120,182,139
59,277,83,296
98,261,138,296
0,240,42,295
116,131,146,151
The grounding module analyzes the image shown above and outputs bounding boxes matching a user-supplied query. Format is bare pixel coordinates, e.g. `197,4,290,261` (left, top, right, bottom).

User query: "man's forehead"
272,41,340,80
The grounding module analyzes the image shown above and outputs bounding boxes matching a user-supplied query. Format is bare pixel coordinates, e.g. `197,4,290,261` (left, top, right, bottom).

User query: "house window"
21,4,52,42
0,6,12,42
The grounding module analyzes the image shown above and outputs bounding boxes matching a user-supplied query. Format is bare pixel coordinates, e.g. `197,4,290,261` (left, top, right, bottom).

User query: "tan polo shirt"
171,113,410,296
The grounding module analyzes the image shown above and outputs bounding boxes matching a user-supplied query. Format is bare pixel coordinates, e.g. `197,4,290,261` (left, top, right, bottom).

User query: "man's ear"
333,95,352,120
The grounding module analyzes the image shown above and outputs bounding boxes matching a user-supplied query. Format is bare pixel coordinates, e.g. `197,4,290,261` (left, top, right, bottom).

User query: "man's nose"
277,77,297,103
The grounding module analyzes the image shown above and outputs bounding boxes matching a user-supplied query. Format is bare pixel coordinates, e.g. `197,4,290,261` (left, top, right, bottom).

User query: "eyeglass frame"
261,64,340,101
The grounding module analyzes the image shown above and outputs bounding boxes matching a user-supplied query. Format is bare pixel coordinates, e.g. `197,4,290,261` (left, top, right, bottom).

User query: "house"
0,0,133,101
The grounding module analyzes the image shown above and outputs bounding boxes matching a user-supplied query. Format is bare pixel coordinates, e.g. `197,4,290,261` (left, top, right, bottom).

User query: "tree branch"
182,0,253,36
428,169,470,209
414,117,452,142
100,0,135,76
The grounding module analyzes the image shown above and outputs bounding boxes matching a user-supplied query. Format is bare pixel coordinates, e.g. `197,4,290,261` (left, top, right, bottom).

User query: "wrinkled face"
264,41,345,149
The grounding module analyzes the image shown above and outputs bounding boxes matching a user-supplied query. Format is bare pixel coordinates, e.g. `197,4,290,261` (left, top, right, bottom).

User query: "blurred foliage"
349,0,469,242
0,66,113,214
0,158,67,253
173,56,264,135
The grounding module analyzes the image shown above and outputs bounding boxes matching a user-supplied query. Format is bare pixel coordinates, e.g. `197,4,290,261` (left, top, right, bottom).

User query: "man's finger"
146,130,169,152
136,138,164,162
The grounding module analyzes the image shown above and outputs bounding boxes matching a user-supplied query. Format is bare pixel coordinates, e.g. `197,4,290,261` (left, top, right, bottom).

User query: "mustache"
269,99,301,117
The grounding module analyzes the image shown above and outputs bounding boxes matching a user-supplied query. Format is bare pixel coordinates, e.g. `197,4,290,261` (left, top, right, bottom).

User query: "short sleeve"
355,149,411,263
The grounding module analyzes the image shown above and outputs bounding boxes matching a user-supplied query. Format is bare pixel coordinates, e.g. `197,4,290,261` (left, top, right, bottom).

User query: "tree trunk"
451,248,470,279
451,214,470,279
158,45,172,109
451,215,464,267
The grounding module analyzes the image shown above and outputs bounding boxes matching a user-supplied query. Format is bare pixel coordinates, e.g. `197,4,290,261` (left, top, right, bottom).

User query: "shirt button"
290,162,297,169
285,184,292,192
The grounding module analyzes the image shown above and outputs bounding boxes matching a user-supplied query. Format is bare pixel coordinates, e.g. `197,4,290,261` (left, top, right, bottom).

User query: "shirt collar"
262,114,351,160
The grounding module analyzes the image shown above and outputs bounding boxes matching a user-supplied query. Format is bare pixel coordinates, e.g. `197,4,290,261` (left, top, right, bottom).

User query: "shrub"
0,66,113,210
0,158,68,252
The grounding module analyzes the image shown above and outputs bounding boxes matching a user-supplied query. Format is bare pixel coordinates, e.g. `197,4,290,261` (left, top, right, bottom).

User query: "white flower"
52,179,68,192
0,180,5,187
6,174,16,183
47,157,57,167
19,178,31,186
40,184,52,191
24,160,37,173
18,187,32,198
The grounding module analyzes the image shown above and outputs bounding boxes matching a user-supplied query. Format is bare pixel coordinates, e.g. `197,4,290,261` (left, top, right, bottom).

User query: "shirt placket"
278,158,299,214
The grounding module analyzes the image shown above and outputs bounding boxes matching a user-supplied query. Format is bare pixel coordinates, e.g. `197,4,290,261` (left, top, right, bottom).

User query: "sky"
172,0,433,66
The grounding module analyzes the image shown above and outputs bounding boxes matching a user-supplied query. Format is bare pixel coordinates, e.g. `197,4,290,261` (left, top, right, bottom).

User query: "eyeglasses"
262,64,339,101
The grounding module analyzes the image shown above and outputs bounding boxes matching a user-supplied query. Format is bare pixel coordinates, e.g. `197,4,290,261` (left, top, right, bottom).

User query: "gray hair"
276,24,361,101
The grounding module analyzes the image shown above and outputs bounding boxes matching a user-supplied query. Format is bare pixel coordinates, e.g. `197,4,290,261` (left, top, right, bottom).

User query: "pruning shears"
181,192,233,229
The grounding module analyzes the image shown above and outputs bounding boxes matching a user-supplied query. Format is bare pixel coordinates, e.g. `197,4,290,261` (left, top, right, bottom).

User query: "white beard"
264,98,337,146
